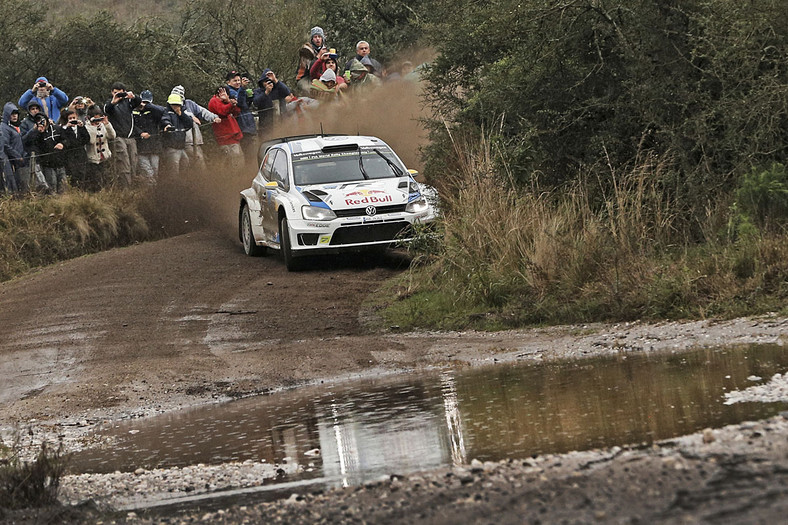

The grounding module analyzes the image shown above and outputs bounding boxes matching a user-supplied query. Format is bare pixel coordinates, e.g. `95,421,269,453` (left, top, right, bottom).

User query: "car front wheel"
279,215,302,271
241,204,266,256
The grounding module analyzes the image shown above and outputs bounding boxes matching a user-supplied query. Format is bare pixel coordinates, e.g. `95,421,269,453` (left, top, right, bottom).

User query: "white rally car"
239,134,438,270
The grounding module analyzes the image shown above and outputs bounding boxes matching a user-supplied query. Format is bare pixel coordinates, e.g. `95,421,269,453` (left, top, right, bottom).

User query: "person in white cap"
169,85,219,172
160,93,193,177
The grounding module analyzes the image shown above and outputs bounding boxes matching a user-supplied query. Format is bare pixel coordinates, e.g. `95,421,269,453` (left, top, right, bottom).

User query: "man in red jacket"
208,86,243,169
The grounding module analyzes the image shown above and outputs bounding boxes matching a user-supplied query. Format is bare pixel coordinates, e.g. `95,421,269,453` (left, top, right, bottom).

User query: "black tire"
241,204,266,256
279,215,302,271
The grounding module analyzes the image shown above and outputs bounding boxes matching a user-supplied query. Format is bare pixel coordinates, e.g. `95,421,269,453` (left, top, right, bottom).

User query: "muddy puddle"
70,344,788,492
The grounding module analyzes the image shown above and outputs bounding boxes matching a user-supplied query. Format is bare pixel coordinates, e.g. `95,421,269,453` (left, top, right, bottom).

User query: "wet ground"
59,343,788,514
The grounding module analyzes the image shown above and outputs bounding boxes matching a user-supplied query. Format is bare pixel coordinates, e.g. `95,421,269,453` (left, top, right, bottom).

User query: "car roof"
265,135,391,155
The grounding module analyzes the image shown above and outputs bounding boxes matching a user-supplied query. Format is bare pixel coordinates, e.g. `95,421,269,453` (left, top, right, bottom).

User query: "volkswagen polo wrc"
239,134,438,270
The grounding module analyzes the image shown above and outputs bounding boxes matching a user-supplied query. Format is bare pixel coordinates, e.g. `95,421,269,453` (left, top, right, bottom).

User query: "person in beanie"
170,85,219,173
134,90,165,184
208,86,243,170
104,82,142,186
29,115,69,193
18,76,69,123
160,94,193,177
84,105,116,191
296,26,327,95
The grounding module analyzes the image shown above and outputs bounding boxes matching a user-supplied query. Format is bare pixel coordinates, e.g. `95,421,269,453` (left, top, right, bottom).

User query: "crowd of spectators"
0,27,419,196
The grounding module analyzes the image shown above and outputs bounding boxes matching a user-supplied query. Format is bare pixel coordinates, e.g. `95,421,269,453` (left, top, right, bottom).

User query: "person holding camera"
253,68,294,133
58,109,90,190
18,76,69,123
19,101,50,193
84,106,116,191
104,82,142,187
69,96,95,124
133,91,165,183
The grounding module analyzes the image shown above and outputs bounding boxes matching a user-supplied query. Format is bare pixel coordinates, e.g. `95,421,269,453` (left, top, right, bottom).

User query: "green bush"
734,163,788,230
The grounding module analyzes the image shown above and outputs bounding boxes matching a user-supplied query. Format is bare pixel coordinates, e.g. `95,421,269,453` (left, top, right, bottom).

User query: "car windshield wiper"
374,149,404,177
358,149,370,180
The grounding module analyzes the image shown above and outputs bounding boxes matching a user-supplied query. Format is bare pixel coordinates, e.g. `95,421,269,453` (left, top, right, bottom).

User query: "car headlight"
405,197,429,214
302,205,337,221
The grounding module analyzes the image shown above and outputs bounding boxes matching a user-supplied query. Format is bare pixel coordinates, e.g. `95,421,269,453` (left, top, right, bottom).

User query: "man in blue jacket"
18,76,69,123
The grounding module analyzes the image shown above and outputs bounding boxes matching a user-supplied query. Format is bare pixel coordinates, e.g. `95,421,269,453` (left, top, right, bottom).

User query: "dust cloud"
149,72,432,244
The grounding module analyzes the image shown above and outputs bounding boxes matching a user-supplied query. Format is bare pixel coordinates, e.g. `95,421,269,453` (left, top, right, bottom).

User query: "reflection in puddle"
71,344,788,492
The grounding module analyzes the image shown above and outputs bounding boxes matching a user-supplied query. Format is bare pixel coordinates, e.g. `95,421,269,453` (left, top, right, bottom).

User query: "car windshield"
292,147,407,186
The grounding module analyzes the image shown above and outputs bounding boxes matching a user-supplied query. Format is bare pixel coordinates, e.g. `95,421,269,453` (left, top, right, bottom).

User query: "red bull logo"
344,189,393,206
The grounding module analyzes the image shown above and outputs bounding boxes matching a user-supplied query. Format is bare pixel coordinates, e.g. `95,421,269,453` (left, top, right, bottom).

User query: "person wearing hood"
310,69,340,103
133,90,165,183
160,94,194,177
18,76,69,123
345,58,381,90
253,68,293,133
2,103,28,194
19,100,49,193
28,114,68,193
170,85,219,173
296,26,327,95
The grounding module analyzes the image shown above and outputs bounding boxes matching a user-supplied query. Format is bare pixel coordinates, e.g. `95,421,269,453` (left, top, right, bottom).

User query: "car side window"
272,151,290,190
261,150,276,182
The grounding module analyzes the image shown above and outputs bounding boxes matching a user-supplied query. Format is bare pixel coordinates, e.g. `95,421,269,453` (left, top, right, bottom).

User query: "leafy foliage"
422,0,788,231
734,163,788,231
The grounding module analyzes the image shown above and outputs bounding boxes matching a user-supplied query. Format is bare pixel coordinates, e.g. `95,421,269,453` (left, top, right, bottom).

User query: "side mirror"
408,169,426,183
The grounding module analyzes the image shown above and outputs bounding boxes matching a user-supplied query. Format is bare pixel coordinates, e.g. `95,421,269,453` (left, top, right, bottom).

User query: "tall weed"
389,133,788,329
0,190,151,282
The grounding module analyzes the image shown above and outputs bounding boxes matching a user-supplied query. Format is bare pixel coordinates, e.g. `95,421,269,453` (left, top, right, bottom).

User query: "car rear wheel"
241,204,266,256
279,215,302,271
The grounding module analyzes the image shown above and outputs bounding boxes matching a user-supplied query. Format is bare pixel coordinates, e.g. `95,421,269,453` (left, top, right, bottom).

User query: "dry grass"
0,190,152,282
388,133,788,328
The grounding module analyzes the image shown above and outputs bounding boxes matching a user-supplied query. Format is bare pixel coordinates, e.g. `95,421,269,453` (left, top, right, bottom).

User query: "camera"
115,91,127,98
90,117,103,123
37,81,46,88
69,119,79,125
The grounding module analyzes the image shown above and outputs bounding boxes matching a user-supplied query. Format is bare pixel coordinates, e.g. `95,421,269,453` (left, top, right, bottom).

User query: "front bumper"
289,210,435,253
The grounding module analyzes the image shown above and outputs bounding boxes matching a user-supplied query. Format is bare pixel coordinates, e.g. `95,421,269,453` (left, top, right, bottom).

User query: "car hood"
300,178,415,211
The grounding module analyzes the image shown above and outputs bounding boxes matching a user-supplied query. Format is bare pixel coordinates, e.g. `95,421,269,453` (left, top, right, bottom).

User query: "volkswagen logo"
365,205,377,216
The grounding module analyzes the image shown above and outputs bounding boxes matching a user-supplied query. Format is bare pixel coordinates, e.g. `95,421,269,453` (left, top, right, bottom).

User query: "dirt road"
1,230,787,523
